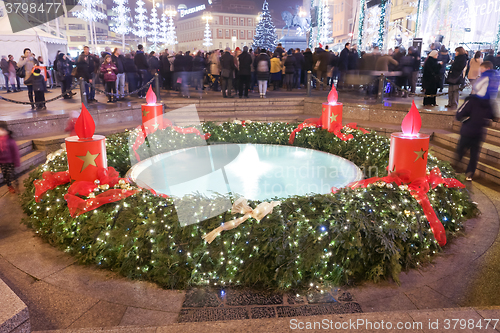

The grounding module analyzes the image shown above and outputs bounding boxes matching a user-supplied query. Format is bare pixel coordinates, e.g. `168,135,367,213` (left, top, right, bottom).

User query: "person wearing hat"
254,48,271,98
23,68,46,110
0,124,20,194
437,45,450,92
422,50,441,107
284,49,296,91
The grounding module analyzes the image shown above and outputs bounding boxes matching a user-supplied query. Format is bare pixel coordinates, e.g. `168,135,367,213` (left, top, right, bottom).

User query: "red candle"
388,101,429,182
65,104,107,181
141,85,163,132
321,85,343,132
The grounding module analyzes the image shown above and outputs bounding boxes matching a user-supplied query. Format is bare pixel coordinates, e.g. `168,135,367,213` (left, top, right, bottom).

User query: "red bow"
333,167,465,247
288,119,368,144
34,171,71,202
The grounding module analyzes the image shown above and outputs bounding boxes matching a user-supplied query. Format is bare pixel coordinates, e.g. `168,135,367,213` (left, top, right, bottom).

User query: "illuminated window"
248,18,252,26
226,30,229,37
233,17,237,25
233,29,236,36
225,17,229,25
240,18,244,26
240,30,244,38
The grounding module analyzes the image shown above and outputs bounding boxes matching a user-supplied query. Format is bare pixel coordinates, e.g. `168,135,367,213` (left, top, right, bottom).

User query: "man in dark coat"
134,44,149,98
238,46,252,98
220,47,236,98
313,48,331,90
445,46,468,108
160,49,172,89
293,48,305,88
338,43,350,88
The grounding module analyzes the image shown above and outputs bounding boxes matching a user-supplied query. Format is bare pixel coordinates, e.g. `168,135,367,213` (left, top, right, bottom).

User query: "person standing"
303,48,313,87
408,47,420,94
337,43,350,89
437,46,450,92
1,56,10,91
123,53,138,94
82,46,97,102
75,54,92,103
284,49,296,91
270,53,282,91
161,49,172,90
254,48,271,98
238,46,252,98
18,48,39,109
23,68,46,110
100,54,118,103
112,48,125,100
56,53,74,100
422,50,441,106
220,47,236,98
467,51,483,90
209,50,221,91
192,51,206,99
0,124,21,194
445,46,468,109
455,61,499,180
134,44,149,98
293,48,304,89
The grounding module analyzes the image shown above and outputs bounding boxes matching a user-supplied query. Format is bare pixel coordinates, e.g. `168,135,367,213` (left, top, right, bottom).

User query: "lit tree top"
73,0,106,22
133,0,148,38
252,0,278,52
111,0,131,36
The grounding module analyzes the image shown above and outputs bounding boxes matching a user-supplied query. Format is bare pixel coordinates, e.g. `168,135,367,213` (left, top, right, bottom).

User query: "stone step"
432,133,500,168
0,150,46,183
431,144,500,185
452,120,500,147
16,139,33,157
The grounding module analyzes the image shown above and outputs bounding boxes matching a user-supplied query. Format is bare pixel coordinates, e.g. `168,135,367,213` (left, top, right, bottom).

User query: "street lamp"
256,12,262,23
202,11,213,52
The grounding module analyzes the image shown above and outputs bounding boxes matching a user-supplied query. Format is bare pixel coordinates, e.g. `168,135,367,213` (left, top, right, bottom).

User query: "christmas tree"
318,2,332,47
111,0,131,50
73,0,106,50
160,13,168,44
252,0,278,51
166,14,178,47
149,5,160,50
203,20,213,50
133,0,148,42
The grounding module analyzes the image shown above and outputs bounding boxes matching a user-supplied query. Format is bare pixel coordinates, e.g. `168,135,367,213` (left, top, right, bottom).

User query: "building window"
240,18,244,26
68,24,84,30
233,18,237,25
214,17,219,24
225,17,229,25
341,2,343,11
69,36,86,42
248,30,252,38
226,42,229,48
226,29,229,37
248,18,252,26
406,18,412,30
233,29,236,36
219,42,222,48
240,30,244,38
218,29,223,38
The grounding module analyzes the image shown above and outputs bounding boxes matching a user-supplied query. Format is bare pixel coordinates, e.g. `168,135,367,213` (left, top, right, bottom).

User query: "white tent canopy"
0,13,67,66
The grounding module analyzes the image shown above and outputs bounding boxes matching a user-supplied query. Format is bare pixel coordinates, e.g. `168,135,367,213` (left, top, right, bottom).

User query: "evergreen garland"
377,0,387,49
358,0,365,49
20,122,478,291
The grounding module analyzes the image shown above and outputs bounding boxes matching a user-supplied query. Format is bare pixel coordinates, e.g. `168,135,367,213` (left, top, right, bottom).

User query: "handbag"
71,67,77,77
446,70,462,84
313,60,320,71
16,66,25,78
221,68,231,78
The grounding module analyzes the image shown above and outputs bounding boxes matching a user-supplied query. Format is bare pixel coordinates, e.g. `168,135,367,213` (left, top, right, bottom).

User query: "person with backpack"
23,68,46,110
17,48,39,109
0,124,21,194
445,46,468,109
254,48,271,98
100,54,118,103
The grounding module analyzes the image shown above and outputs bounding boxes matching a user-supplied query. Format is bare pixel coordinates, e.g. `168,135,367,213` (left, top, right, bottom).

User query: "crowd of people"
3,43,500,110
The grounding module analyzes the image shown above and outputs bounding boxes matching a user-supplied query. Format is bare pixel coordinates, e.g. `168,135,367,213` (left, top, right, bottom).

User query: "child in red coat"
100,54,118,103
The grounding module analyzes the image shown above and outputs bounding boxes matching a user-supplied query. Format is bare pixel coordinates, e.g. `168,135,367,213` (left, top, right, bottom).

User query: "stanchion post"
79,79,87,108
306,71,312,97
377,73,385,103
154,73,161,102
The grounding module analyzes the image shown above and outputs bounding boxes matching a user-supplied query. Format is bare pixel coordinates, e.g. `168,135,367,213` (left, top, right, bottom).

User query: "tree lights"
252,0,278,52
111,0,131,51
21,122,477,290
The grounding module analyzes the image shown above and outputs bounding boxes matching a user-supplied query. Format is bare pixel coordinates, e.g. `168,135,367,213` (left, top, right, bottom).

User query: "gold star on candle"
322,106,326,113
142,110,150,117
414,148,427,162
152,123,160,130
330,113,338,123
77,151,100,172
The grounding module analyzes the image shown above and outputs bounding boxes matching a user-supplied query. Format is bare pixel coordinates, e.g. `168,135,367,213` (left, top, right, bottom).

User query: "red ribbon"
132,118,211,162
333,167,465,247
288,119,368,144
64,189,138,217
34,171,71,202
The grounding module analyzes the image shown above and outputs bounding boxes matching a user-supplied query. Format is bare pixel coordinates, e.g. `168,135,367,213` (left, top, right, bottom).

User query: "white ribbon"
202,197,281,244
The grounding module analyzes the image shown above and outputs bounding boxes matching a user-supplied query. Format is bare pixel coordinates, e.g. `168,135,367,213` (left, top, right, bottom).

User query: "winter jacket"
75,56,91,82
254,53,271,80
192,55,206,72
0,59,9,73
100,62,118,82
399,55,415,77
303,51,313,71
467,58,483,80
447,54,468,85
437,52,450,74
422,57,441,91
148,56,160,74
238,51,253,76
456,95,495,139
134,51,149,70
472,69,500,100
313,49,330,72
56,57,72,80
293,52,305,70
0,135,20,167
161,55,171,73
375,55,398,71
284,55,296,74
173,54,187,72
23,72,46,92
347,50,358,70
123,57,137,73
270,57,281,73
338,47,350,71
111,54,125,73
220,52,236,74
18,55,38,82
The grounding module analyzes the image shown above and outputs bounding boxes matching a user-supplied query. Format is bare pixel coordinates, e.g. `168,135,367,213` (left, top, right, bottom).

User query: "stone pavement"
1,170,500,332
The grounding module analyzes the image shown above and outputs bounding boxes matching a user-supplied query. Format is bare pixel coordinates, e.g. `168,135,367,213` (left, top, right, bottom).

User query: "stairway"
431,120,500,185
0,140,46,185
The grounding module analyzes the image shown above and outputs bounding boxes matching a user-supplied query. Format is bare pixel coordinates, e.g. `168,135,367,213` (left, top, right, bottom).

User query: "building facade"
330,0,356,47
175,0,259,52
